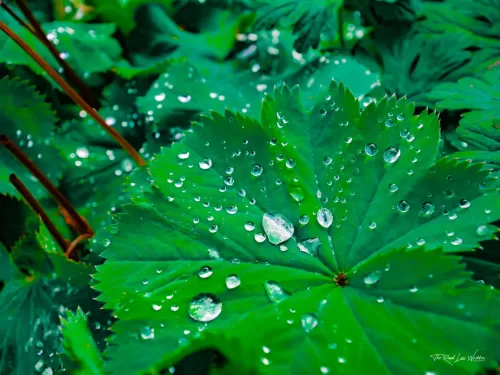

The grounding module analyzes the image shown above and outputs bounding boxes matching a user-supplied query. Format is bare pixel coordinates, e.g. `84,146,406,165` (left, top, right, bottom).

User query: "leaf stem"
65,232,92,259
10,0,100,108
0,0,34,32
1,134,94,236
0,22,147,168
9,173,69,252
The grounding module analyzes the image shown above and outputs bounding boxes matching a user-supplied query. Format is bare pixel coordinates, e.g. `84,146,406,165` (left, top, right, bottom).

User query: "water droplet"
363,270,382,285
152,304,162,311
320,366,330,374
254,233,267,243
299,215,309,225
262,213,294,245
385,119,395,127
178,95,191,103
397,200,410,213
286,159,296,168
297,238,320,256
209,224,218,233
244,222,255,231
376,296,384,303
421,202,435,216
369,222,377,229
154,93,166,102
416,238,425,246
317,208,333,228
262,346,271,353
251,164,263,176
477,225,489,236
223,176,234,186
344,137,352,144
451,237,463,246
290,187,304,202
261,357,271,365
178,151,190,160
459,198,470,209
409,286,418,293
301,313,318,333
226,205,238,215
76,147,89,158
199,266,213,278
225,275,241,289
323,156,332,166
383,147,400,163
338,357,346,364
199,159,212,170
389,183,398,192
365,143,378,156
140,326,155,340
264,280,289,302
320,109,327,116
188,293,222,322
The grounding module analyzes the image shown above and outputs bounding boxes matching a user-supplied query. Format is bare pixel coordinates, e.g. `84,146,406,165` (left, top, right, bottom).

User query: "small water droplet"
244,222,255,231
320,366,330,374
451,237,463,246
140,326,155,340
299,215,310,225
421,202,435,216
363,270,382,285
199,159,212,170
369,222,377,229
383,147,401,163
251,164,263,176
290,187,304,202
338,357,346,364
317,208,333,228
178,151,190,160
323,156,332,166
301,313,318,333
477,225,489,236
409,286,418,293
264,280,289,302
225,275,241,289
262,213,294,245
152,304,162,311
199,266,213,278
188,293,222,322
385,119,395,127
297,238,320,256
459,198,470,209
389,183,398,192
286,159,296,168
226,205,238,215
154,93,166,102
365,143,378,156
397,200,410,213
254,233,267,243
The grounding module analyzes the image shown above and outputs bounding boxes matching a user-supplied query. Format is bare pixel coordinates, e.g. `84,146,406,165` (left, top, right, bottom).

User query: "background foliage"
0,0,499,374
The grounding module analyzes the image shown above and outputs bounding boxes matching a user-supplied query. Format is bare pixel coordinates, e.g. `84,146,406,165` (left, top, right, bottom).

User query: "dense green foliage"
0,0,499,374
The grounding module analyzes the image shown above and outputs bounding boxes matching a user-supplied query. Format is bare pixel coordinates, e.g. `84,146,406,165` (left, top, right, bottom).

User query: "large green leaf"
253,0,342,52
0,239,107,375
96,81,500,374
0,77,62,198
136,55,379,127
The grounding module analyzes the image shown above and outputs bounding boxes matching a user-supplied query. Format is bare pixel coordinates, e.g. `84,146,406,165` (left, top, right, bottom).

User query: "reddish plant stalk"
0,0,34,32
1,134,93,236
6,0,100,108
0,22,147,168
65,232,92,259
9,174,69,252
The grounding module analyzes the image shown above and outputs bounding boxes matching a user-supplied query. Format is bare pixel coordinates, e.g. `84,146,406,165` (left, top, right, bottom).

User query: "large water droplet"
383,147,401,163
188,293,222,322
297,238,321,256
317,208,333,228
264,280,289,302
301,313,318,333
262,213,294,245
363,270,382,285
225,275,241,289
199,159,212,170
365,143,378,156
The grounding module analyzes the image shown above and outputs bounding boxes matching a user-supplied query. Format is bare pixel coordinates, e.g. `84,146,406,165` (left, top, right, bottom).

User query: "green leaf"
96,82,500,374
346,0,421,25
0,21,121,76
253,0,342,52
60,308,105,375
429,66,499,126
137,55,379,126
0,239,107,375
0,77,62,198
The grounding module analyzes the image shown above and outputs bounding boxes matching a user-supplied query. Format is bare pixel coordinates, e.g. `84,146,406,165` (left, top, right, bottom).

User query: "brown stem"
0,0,34,33
65,232,92,259
10,174,69,252
0,22,147,168
1,134,93,236
12,0,100,108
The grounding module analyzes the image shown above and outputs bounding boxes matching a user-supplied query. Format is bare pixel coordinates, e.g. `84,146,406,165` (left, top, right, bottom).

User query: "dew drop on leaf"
254,233,267,243
140,326,155,340
397,200,410,213
363,270,382,285
188,293,222,322
152,304,162,311
389,183,398,192
225,275,241,289
290,187,304,202
383,147,401,163
262,213,294,245
477,225,489,235
301,313,318,333
338,357,346,364
369,222,377,229
199,159,212,170
178,151,190,160
264,280,289,302
226,205,238,214
244,222,255,231
451,237,463,246
286,158,296,168
297,238,320,256
199,266,213,278
251,164,264,176
409,286,418,293
154,93,165,102
317,208,333,228
459,198,470,208
385,119,395,127
421,202,435,216
365,143,378,156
